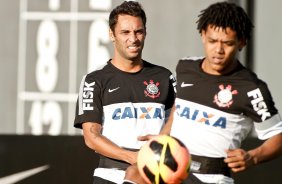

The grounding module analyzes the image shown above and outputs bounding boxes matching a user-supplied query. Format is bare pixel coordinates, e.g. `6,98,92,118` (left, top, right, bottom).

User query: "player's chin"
127,53,142,61
212,64,225,71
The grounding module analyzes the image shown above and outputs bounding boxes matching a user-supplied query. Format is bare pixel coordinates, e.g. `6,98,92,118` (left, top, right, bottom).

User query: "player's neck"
202,58,238,75
111,58,143,73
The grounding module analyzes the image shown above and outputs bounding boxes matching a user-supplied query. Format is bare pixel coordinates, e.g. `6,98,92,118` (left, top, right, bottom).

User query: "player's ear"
109,28,115,42
238,38,247,51
201,30,206,44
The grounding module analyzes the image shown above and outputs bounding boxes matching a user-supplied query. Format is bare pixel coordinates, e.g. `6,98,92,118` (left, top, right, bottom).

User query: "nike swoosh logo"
181,82,194,87
108,87,120,93
0,165,49,184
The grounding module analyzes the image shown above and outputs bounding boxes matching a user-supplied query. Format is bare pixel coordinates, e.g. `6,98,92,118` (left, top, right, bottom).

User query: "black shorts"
93,176,117,184
190,154,231,177
182,173,206,184
93,156,129,184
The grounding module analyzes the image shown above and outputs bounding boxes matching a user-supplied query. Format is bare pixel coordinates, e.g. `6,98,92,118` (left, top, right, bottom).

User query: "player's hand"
124,164,147,184
127,151,138,165
138,134,156,141
224,149,255,173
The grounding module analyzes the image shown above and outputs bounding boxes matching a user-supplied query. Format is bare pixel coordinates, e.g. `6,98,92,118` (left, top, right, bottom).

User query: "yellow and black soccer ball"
137,135,191,184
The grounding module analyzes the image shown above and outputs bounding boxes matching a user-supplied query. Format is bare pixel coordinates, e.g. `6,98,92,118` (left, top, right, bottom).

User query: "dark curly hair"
196,2,254,41
109,1,146,33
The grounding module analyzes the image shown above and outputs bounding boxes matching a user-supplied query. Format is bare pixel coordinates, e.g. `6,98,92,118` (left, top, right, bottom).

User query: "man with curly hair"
124,2,282,184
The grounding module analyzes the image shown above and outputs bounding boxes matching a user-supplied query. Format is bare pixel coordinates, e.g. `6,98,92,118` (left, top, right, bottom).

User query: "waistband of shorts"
98,148,138,170
98,156,130,170
190,154,231,177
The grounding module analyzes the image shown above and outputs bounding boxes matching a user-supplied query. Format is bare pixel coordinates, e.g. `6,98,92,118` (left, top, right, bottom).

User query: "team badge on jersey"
214,84,238,108
144,80,160,99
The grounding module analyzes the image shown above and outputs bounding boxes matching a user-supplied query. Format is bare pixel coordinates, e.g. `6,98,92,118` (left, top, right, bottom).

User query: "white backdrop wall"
255,0,282,115
0,0,281,135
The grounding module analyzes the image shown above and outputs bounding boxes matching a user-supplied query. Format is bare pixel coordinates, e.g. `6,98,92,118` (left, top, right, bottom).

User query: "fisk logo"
82,81,95,110
112,107,163,120
247,88,271,121
175,104,226,128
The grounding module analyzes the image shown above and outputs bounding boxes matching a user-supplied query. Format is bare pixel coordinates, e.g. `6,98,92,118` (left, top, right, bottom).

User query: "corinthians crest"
144,80,160,99
214,84,238,108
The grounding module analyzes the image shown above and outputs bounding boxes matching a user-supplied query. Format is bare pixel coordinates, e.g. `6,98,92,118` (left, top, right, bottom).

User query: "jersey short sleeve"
74,73,103,129
246,80,282,139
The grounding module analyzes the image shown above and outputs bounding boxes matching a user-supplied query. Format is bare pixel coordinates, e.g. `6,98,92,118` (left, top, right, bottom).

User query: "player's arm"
82,122,138,165
225,133,282,172
160,104,175,135
138,105,175,142
225,83,282,172
248,132,282,164
124,164,147,184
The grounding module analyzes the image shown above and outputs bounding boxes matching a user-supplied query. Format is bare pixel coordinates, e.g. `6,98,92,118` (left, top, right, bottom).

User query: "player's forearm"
248,133,282,165
160,121,172,135
96,136,136,164
86,132,137,164
82,122,137,164
160,105,175,135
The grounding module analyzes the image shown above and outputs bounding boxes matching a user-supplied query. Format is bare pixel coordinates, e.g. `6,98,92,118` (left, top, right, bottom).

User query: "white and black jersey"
74,60,176,150
170,57,282,158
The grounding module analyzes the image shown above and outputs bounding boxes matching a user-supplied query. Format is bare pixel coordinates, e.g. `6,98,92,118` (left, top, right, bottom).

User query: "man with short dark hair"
74,1,176,184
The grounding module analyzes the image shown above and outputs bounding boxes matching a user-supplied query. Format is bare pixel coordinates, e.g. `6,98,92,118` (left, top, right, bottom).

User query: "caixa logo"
175,104,227,129
112,107,163,120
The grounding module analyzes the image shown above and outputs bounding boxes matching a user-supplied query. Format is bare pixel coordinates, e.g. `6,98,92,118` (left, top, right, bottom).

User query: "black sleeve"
74,74,103,129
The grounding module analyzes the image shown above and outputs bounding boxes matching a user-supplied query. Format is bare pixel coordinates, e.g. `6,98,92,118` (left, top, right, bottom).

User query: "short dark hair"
109,1,147,32
196,2,254,41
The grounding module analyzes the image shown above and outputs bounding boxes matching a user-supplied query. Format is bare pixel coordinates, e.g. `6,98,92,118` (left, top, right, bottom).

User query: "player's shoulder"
179,56,204,62
237,63,265,82
82,61,111,82
176,56,204,71
235,62,269,90
178,56,204,65
143,60,172,74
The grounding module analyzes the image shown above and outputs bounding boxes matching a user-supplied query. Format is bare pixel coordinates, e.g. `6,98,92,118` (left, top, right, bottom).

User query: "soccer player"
167,2,282,183
73,1,175,184
124,1,282,184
